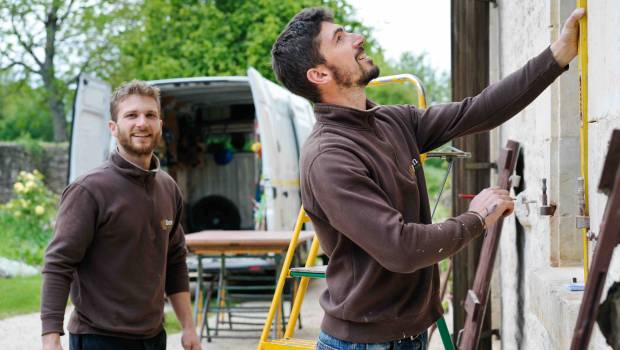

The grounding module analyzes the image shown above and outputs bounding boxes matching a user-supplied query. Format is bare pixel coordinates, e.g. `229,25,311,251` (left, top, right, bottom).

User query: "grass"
164,310,183,333
0,274,42,319
0,276,188,337
0,275,189,338
0,275,192,336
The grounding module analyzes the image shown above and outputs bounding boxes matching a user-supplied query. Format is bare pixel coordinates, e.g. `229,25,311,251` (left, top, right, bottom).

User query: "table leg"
215,254,225,335
194,254,203,326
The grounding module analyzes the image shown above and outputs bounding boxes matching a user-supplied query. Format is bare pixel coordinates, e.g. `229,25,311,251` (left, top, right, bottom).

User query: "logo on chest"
408,164,416,177
160,219,174,231
408,158,420,178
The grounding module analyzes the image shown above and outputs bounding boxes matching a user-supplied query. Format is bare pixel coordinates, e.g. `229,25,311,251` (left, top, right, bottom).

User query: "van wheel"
190,195,241,231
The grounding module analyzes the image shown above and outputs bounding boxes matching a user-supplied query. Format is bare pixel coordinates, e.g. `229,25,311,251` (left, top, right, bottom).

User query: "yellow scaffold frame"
368,74,429,163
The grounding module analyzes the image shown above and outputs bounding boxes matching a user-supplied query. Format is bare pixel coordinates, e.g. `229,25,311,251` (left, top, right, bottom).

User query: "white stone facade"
489,1,620,349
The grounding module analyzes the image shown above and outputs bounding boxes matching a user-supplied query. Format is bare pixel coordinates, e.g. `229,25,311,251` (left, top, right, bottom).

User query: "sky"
348,0,451,74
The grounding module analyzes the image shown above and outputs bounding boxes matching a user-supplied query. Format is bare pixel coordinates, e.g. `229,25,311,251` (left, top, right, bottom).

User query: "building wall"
489,0,620,349
0,142,68,202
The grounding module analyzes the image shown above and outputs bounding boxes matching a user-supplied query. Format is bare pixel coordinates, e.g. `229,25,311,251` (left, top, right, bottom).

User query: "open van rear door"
68,74,112,183
288,93,315,156
247,68,315,230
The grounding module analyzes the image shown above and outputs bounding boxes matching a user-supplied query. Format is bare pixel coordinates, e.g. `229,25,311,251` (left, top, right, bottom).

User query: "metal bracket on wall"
539,178,557,216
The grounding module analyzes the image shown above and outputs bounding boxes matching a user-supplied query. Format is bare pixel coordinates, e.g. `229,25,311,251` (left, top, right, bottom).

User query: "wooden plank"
570,129,620,350
186,230,314,246
457,140,520,350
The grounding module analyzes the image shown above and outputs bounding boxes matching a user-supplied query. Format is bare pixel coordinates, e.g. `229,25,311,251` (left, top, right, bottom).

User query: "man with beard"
271,7,584,350
41,81,201,350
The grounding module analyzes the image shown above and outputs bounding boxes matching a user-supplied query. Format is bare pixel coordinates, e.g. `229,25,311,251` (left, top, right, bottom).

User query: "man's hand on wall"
550,7,586,67
469,187,515,229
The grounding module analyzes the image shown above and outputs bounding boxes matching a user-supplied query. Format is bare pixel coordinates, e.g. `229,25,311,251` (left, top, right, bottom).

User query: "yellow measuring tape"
577,0,589,283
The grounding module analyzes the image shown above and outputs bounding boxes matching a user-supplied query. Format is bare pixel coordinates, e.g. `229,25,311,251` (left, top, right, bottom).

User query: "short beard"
328,61,380,88
116,126,161,157
359,63,380,86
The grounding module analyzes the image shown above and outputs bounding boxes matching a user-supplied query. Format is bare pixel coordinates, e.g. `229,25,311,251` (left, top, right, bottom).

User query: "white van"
68,68,315,232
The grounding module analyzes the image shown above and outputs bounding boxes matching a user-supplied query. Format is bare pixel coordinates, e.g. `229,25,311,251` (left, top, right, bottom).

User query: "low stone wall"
0,142,68,202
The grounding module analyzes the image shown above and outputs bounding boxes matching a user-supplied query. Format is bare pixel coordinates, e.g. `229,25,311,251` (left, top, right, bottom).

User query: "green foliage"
0,1,136,141
0,170,58,265
0,79,54,141
423,158,451,221
442,299,450,312
1,0,451,142
0,274,42,319
105,0,376,85
163,310,182,334
15,134,45,161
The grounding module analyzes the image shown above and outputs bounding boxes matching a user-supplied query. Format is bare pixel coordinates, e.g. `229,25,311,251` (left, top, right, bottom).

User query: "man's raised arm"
412,8,585,154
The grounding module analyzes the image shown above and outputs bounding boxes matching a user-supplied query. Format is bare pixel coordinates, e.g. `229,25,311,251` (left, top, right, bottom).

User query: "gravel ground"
0,308,72,349
0,278,450,350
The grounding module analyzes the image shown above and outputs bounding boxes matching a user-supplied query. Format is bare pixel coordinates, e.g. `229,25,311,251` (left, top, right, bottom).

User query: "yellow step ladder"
257,207,455,350
258,207,317,350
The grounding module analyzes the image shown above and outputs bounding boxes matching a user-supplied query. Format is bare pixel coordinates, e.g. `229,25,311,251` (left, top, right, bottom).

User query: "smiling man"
41,81,200,350
272,7,584,350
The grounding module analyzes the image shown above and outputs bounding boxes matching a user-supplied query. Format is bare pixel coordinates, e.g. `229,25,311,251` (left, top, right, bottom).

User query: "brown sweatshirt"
41,151,189,338
300,47,566,342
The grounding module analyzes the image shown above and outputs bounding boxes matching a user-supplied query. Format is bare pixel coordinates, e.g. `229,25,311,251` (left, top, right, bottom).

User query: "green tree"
105,0,449,107
0,0,450,142
0,0,133,141
0,76,54,141
105,0,378,85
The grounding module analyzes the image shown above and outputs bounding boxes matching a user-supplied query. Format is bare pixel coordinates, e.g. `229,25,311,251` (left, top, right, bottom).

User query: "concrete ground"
0,278,450,349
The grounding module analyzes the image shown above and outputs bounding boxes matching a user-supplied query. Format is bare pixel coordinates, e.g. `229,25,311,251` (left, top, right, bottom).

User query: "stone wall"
489,1,620,349
0,142,68,202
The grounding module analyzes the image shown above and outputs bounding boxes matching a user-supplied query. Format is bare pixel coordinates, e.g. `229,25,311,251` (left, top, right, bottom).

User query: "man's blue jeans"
316,330,428,350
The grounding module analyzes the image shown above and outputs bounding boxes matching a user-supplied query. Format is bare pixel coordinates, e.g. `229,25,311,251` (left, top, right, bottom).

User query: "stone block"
0,142,68,203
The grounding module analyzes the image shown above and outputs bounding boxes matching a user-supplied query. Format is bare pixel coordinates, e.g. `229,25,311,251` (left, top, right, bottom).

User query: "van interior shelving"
154,79,259,232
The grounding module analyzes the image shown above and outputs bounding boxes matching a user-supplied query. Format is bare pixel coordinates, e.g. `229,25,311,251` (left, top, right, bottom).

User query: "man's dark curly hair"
271,8,334,103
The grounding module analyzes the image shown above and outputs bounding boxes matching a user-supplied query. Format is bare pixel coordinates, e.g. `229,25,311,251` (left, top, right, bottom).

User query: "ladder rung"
262,338,317,349
289,265,326,278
